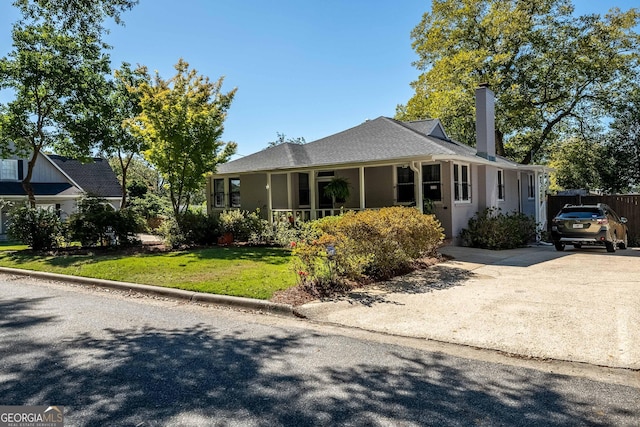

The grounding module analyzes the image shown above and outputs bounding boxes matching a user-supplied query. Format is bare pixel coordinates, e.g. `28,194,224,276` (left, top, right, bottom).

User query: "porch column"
359,166,365,210
287,172,293,211
536,170,549,241
310,170,317,220
411,161,422,213
267,173,273,223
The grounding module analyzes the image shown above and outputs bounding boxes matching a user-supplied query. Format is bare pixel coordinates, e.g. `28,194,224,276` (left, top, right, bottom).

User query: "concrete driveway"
298,245,640,369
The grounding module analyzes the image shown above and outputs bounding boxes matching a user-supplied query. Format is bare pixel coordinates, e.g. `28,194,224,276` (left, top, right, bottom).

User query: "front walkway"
298,245,640,369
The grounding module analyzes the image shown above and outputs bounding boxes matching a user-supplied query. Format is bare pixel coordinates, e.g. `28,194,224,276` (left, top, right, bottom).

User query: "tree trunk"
22,150,39,208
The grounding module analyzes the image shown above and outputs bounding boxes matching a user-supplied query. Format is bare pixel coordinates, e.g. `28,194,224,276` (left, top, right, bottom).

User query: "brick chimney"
475,83,496,161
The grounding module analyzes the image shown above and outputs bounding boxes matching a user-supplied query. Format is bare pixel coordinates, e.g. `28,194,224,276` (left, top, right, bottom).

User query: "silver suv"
551,204,628,252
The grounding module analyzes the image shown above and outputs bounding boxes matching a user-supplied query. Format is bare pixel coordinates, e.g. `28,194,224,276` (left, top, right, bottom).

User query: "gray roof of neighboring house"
217,116,520,174
48,155,122,198
0,182,76,196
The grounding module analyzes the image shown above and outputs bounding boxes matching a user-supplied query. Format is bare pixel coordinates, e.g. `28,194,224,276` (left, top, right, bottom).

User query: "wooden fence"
547,194,640,243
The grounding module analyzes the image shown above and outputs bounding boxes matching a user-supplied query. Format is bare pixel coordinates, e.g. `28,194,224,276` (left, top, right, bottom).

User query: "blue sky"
0,1,637,158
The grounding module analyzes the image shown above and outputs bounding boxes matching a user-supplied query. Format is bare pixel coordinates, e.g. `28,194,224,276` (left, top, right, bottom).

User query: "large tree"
0,0,137,206
130,59,237,222
599,85,640,193
99,63,149,208
397,0,640,164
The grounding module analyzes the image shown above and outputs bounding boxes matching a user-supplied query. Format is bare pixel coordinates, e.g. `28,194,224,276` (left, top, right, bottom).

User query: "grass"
0,246,296,300
0,241,29,251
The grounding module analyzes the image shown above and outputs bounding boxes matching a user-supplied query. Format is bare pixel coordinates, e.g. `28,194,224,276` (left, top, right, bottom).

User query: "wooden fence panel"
547,195,640,243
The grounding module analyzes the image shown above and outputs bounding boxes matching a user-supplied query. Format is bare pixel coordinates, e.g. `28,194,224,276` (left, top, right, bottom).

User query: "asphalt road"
1,274,638,426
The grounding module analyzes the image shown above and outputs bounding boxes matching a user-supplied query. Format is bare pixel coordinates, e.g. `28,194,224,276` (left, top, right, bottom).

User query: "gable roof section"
217,116,519,175
47,155,122,198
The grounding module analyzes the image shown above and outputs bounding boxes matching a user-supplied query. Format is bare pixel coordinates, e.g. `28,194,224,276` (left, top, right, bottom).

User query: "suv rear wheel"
605,241,616,253
619,233,628,250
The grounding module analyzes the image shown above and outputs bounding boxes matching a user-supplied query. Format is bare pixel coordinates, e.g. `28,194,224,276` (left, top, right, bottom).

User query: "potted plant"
323,177,350,209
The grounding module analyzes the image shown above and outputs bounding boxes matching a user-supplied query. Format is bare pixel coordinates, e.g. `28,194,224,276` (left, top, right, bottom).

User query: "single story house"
206,85,550,241
0,152,122,236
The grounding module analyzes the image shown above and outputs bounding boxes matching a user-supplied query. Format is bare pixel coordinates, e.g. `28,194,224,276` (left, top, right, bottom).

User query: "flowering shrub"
291,206,444,288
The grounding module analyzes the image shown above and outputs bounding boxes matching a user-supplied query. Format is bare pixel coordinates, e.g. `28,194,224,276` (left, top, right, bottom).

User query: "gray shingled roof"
0,182,76,196
217,116,519,174
48,155,122,198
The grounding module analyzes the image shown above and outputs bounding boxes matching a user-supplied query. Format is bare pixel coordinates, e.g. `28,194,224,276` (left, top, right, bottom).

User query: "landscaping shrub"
292,206,444,287
157,216,185,248
68,197,143,247
7,205,63,251
219,209,251,240
460,208,537,250
127,192,169,230
176,210,219,245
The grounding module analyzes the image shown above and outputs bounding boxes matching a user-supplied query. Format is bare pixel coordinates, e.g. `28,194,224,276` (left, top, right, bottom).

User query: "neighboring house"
0,152,122,237
206,85,550,241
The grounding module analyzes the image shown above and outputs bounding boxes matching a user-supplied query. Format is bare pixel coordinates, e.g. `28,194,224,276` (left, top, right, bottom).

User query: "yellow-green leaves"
129,59,236,220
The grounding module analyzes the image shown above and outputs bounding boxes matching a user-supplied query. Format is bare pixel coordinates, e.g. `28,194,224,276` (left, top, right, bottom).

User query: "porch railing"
271,208,363,224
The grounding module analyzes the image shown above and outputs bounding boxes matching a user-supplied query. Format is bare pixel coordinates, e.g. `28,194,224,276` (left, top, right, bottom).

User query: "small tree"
129,59,237,229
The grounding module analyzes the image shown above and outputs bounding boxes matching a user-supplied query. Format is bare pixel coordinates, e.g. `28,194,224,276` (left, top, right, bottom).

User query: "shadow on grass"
1,298,636,425
0,245,292,268
337,265,474,307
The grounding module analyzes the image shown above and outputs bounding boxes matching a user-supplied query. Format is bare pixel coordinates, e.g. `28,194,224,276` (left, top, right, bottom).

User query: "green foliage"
1,0,138,205
129,59,237,221
460,208,537,250
128,192,169,222
548,136,604,192
323,177,351,206
292,207,445,288
68,197,143,247
177,210,219,246
600,85,640,193
398,0,640,164
7,205,63,251
156,216,185,248
267,132,306,147
99,63,150,208
218,210,251,240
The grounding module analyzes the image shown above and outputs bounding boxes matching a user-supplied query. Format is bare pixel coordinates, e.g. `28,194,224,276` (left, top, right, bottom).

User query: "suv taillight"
597,218,608,225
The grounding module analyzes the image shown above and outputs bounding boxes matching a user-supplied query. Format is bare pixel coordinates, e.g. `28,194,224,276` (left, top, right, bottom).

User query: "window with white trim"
298,173,310,207
453,163,471,202
229,178,240,208
527,174,535,199
396,166,415,204
497,169,505,201
213,178,225,208
422,164,442,202
0,159,18,180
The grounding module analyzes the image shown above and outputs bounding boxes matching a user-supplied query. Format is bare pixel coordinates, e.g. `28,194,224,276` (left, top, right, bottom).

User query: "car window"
556,208,603,219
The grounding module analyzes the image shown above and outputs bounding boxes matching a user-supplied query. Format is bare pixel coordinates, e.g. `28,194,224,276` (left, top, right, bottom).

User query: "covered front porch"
207,160,549,240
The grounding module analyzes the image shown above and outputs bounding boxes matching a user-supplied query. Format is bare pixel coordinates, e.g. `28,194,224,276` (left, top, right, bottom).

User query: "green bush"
177,210,219,245
7,205,63,251
219,209,250,240
292,207,444,286
68,197,143,247
460,208,537,250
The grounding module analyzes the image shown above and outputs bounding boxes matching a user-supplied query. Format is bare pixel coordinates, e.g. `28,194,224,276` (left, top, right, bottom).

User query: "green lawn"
0,246,296,300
